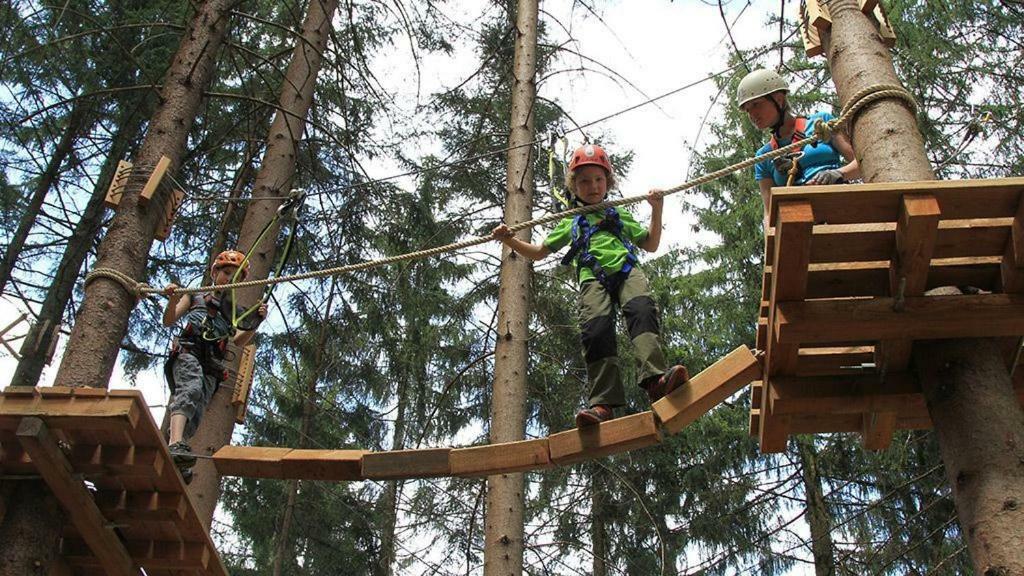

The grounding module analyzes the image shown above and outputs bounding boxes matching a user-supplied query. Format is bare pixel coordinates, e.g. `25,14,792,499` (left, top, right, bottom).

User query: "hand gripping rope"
86,84,916,299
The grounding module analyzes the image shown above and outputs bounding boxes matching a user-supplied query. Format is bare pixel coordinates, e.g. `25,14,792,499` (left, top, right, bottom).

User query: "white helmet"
736,69,789,108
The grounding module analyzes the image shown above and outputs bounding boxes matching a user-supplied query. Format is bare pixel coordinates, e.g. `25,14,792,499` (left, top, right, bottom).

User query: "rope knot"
813,119,834,144
84,268,152,300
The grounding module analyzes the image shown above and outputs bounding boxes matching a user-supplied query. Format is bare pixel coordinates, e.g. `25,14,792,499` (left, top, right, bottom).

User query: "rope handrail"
87,84,916,298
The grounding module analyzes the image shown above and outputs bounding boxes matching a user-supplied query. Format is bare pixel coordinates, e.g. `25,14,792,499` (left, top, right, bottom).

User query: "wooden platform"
753,177,1024,453
213,345,761,481
0,386,228,576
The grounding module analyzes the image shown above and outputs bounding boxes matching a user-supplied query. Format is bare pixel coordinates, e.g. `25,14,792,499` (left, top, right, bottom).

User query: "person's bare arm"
638,189,664,252
162,285,191,327
492,224,552,261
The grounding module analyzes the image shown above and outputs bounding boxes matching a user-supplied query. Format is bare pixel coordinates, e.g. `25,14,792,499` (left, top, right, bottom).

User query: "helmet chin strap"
768,95,788,138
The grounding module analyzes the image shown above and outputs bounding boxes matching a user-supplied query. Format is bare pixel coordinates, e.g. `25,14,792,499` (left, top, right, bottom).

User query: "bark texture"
0,3,234,574
483,1,538,574
825,2,1024,573
795,436,836,576
186,0,340,526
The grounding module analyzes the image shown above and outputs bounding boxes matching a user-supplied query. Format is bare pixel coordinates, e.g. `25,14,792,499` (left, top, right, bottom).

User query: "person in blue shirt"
736,69,860,212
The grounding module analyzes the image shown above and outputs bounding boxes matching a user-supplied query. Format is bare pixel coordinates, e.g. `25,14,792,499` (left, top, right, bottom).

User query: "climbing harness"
560,207,639,293
86,84,917,298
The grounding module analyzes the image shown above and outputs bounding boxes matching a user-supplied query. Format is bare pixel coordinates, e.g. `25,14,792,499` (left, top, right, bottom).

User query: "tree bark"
483,1,538,575
12,104,148,388
824,2,1024,573
0,2,235,574
186,0,340,527
375,377,408,576
795,436,836,576
0,103,88,295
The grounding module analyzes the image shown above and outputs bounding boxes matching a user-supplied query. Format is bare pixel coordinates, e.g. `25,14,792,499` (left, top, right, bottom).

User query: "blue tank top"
753,111,843,186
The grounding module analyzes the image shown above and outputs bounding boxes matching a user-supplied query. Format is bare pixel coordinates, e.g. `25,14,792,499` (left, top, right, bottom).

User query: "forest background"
0,0,1020,574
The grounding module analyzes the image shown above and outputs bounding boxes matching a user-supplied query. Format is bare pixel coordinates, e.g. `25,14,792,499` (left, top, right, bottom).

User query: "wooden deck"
753,177,1024,452
0,386,228,576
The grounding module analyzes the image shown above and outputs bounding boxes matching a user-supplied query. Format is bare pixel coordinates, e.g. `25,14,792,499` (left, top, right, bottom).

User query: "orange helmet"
212,249,249,277
568,144,613,174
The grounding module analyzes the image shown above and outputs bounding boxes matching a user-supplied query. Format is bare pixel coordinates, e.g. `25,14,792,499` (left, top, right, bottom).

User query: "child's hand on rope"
647,189,664,210
163,283,182,300
257,302,269,320
492,223,514,243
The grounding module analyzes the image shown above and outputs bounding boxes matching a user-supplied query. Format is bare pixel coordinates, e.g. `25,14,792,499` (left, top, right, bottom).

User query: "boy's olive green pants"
577,268,668,407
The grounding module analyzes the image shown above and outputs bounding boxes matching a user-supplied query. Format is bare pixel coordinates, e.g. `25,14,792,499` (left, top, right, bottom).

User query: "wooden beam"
231,344,256,424
859,0,878,13
361,448,451,480
94,490,187,522
63,537,211,570
16,417,136,576
769,177,1024,227
765,219,1012,265
450,438,551,477
280,449,366,481
879,194,941,373
212,445,291,479
748,409,761,437
153,189,184,242
797,346,875,376
768,373,925,416
805,0,831,30
775,293,1024,345
1000,190,1024,292
0,393,139,435
862,411,898,451
800,5,824,58
654,345,762,435
138,155,170,205
548,412,661,465
68,445,164,477
766,201,814,377
872,3,897,48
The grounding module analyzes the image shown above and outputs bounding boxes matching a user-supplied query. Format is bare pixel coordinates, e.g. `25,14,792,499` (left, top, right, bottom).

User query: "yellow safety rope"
87,84,917,298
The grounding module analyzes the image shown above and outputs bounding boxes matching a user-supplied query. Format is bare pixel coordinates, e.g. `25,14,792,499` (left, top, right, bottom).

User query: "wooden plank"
361,448,451,480
805,0,831,30
103,160,133,208
766,201,814,377
873,3,896,48
138,155,171,205
450,438,551,477
859,0,878,13
232,344,256,424
800,3,823,58
768,373,925,416
748,409,761,437
654,345,762,435
750,381,763,408
154,189,185,242
797,346,875,376
775,293,1024,345
69,444,164,477
64,537,211,570
769,177,1024,227
3,386,38,397
862,412,898,451
95,490,187,522
1000,191,1024,293
764,257,1001,300
16,418,135,576
548,412,661,465
279,449,367,481
211,445,291,479
0,394,138,435
879,194,941,373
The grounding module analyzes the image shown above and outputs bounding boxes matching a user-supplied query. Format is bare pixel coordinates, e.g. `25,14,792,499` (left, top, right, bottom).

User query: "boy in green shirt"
492,144,688,426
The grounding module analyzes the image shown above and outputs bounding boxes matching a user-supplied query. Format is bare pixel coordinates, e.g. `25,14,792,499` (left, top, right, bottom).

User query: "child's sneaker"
575,405,613,427
168,441,196,484
644,365,690,402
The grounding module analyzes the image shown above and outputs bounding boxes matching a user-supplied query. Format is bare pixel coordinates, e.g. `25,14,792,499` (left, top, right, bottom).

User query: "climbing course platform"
753,177,1024,453
0,386,228,576
213,345,762,481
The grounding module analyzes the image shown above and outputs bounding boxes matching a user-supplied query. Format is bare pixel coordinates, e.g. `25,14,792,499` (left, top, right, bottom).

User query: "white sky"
0,0,823,573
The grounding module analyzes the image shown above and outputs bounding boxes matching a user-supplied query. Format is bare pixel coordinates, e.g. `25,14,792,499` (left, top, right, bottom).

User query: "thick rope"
87,84,916,298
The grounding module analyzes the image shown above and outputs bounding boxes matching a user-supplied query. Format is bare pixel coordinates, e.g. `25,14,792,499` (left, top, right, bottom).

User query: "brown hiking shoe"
645,365,690,402
575,405,614,427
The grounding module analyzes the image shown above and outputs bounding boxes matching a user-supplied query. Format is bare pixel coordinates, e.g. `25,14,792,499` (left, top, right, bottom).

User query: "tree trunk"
483,1,538,574
0,2,234,574
375,376,408,576
12,104,148,388
795,436,835,576
271,285,336,576
824,2,1024,573
0,103,88,295
186,0,340,527
591,467,609,576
